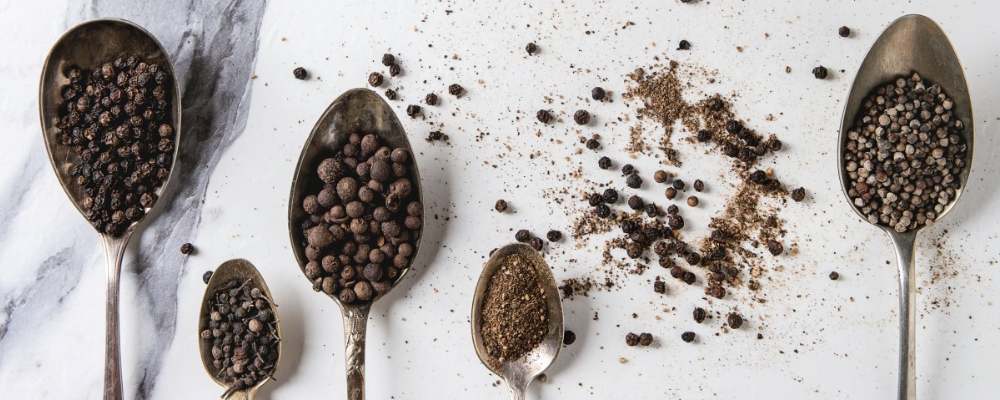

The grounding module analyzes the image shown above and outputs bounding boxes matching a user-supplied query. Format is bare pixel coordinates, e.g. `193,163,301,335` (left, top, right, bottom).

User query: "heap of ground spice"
480,254,549,366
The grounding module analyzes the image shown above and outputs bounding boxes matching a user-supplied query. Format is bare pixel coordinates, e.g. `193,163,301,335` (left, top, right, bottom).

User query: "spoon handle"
342,304,371,400
101,233,132,400
889,231,917,400
504,377,528,400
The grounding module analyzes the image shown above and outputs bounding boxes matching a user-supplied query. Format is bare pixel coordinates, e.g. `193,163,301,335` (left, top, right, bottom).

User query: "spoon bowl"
199,259,282,400
471,243,564,400
38,18,181,400
288,88,422,400
839,14,973,400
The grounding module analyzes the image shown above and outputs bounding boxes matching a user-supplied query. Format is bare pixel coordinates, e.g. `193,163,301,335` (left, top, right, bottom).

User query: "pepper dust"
480,254,549,366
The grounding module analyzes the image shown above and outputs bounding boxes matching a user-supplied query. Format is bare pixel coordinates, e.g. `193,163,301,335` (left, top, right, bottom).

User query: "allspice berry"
665,187,677,200
687,196,699,207
653,170,669,183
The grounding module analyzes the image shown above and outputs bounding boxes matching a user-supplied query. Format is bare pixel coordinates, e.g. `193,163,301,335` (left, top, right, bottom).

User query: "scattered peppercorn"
202,270,213,284
602,188,619,204
665,187,677,200
598,156,612,169
654,280,666,294
645,203,659,217
791,187,806,202
626,174,642,189
546,230,563,242
536,109,551,124
293,67,307,80
563,330,576,345
495,199,508,213
669,214,684,230
585,139,600,150
448,84,463,96
681,331,696,343
625,332,639,346
384,89,397,100
667,204,679,214
389,63,401,77
653,170,669,183
829,271,840,281
574,110,591,125
515,229,531,243
693,180,704,192
406,104,421,117
812,66,828,79
180,243,194,255
621,164,635,175
685,196,698,207
638,333,653,346
697,129,712,142
693,307,706,323
425,93,438,106
368,72,384,87
381,53,395,66
727,313,743,329
627,195,645,210
525,42,538,55
591,87,606,101
767,240,783,256
530,237,544,251
677,40,691,50
672,179,685,191
839,26,851,38
595,204,611,218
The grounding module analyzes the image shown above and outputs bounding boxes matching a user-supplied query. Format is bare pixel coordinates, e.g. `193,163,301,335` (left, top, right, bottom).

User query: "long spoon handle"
890,231,917,400
343,304,371,400
101,233,132,400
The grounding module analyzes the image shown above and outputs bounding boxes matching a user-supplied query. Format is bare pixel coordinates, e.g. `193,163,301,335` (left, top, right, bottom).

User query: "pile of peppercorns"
56,55,175,236
298,132,421,304
200,279,279,397
844,72,967,232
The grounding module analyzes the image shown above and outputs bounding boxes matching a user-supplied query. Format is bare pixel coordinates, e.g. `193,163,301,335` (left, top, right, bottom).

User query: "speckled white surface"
2,1,999,399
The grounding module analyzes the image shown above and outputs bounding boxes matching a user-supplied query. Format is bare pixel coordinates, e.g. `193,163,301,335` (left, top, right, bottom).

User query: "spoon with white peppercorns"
839,15,973,400
289,88,423,400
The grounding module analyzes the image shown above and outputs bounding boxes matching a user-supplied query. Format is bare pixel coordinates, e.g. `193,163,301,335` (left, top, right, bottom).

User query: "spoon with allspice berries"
288,88,423,400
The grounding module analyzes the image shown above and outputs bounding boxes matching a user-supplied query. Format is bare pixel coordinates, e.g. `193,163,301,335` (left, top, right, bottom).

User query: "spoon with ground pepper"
38,18,181,400
839,14,974,400
288,88,423,400
471,243,564,400
198,259,282,400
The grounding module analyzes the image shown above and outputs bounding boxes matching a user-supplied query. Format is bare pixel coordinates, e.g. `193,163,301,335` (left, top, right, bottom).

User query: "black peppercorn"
681,331,695,343
672,179,685,191
536,109,551,124
769,139,783,151
829,271,840,281
525,42,538,55
685,251,701,266
563,330,576,345
389,63,401,77
293,67,307,80
598,156,612,169
767,240,783,256
406,104,421,117
693,307,706,323
812,66,828,79
667,204,679,215
385,89,397,100
602,188,619,204
585,139,600,150
668,214,684,230
368,72,384,87
381,53,395,66
625,332,639,346
838,26,851,38
495,199,508,213
677,40,691,50
202,270,213,284
693,180,704,192
727,313,744,329
638,333,653,346
595,204,611,218
627,195,644,210
530,237,544,251
448,84,463,96
654,280,665,294
574,110,591,125
644,203,658,217
626,174,642,189
591,86,606,101
791,187,806,202
726,120,742,134
515,229,531,243
697,129,712,142
621,164,635,175
546,230,563,242
180,242,194,255
588,192,603,206
425,93,438,106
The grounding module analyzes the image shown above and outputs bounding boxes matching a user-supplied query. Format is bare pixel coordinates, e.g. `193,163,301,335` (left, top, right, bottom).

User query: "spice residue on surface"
480,253,549,366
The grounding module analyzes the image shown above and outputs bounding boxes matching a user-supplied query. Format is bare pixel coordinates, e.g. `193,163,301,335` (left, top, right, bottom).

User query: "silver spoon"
839,14,974,400
38,18,182,400
199,259,282,400
288,88,423,400
471,243,564,400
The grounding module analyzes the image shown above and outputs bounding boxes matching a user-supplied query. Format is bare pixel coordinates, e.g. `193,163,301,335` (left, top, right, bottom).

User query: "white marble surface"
2,1,1000,399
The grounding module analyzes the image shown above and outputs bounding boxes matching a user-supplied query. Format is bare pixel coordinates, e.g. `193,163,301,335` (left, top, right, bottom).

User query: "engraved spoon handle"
101,232,132,400
343,304,371,400
889,231,917,400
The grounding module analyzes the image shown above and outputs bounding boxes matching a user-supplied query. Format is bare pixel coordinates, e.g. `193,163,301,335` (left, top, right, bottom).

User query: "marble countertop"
2,1,999,399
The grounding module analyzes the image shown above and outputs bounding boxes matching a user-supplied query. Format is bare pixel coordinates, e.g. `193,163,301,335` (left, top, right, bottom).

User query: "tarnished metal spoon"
839,14,974,400
471,243,564,400
288,88,423,400
199,259,282,400
38,18,182,400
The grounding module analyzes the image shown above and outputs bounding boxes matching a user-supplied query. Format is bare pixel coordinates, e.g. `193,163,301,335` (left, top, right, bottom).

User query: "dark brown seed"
687,196,699,207
638,333,653,346
625,332,639,346
693,180,704,192
546,230,563,242
791,187,806,202
598,156,612,169
602,189,619,204
591,87,606,101
653,170,669,183
727,313,743,329
665,187,677,200
627,195,644,210
682,272,696,285
406,104,421,117
563,330,576,345
385,89,397,100
672,179,685,191
448,84,463,96
381,53,395,66
515,229,531,243
668,215,684,230
293,67,307,80
621,164,635,175
693,307,706,323
525,42,538,55
495,199,508,213
585,139,600,150
839,26,851,38
812,66,828,79
653,280,666,294
829,271,840,281
536,109,551,124
180,243,194,255
530,237,544,251
368,72,384,87
425,93,438,106
389,64,401,77
681,331,695,342
767,240,784,256
595,204,611,218
574,110,591,125
697,129,712,142
677,40,691,50
202,270,213,284
626,174,642,189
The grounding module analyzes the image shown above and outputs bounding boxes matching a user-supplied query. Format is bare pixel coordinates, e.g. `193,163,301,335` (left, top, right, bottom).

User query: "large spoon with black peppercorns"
288,88,422,400
839,14,973,400
38,18,181,400
471,243,564,400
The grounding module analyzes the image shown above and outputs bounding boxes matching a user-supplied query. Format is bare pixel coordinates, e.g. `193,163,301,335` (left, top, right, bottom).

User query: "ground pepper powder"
480,254,549,366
